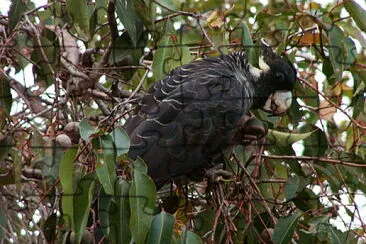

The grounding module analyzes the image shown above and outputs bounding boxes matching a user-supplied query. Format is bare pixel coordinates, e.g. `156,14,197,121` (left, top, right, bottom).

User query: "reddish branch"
297,76,366,130
261,154,366,168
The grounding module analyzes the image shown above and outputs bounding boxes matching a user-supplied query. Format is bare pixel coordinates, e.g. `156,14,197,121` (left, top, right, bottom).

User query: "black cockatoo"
125,45,296,189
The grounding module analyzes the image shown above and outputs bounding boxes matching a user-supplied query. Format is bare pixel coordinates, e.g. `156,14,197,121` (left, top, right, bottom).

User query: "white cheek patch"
262,91,292,115
259,56,270,71
249,64,262,79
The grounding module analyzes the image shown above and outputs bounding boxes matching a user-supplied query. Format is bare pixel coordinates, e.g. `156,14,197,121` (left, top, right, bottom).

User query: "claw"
205,164,232,184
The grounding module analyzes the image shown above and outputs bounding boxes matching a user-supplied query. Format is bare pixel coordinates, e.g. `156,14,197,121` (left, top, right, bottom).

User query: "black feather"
125,51,296,188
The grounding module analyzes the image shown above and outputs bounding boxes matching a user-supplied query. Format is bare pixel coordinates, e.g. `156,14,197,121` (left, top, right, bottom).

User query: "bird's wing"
125,58,252,187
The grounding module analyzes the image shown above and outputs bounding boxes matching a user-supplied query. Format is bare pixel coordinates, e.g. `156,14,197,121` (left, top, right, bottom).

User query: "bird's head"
252,43,297,115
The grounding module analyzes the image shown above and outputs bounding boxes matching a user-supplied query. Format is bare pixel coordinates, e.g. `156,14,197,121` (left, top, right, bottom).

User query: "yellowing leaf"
207,10,225,28
267,129,317,147
293,32,323,45
318,100,336,121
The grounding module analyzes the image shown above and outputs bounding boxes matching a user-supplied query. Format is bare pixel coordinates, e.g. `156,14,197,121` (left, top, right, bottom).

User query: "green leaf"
14,32,30,71
241,22,259,67
266,129,316,147
129,166,157,244
95,135,117,195
43,213,57,242
147,211,175,244
115,0,143,46
133,157,148,174
133,0,156,32
322,58,335,84
302,126,328,157
0,208,7,239
180,230,203,244
0,75,12,131
98,187,112,238
285,175,310,200
59,148,77,228
292,188,323,212
31,29,60,87
109,178,132,244
344,0,366,33
79,118,95,141
328,25,345,83
8,0,28,33
43,138,64,182
66,0,90,40
73,172,96,243
192,208,215,237
110,127,130,157
152,20,194,81
338,21,366,47
343,37,357,66
109,31,147,65
273,212,302,244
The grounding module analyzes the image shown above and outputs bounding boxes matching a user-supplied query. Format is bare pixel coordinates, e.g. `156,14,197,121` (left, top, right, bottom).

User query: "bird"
124,44,297,189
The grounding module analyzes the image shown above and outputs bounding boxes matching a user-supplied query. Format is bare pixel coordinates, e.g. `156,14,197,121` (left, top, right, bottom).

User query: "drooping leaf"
98,187,112,238
110,127,130,157
79,118,95,141
180,230,203,244
133,157,148,174
241,22,259,67
43,138,64,182
73,172,96,243
95,135,117,196
0,208,7,239
115,0,143,47
337,21,366,46
66,0,90,40
327,24,345,83
14,32,31,71
31,28,60,87
146,211,175,244
272,212,302,244
152,20,194,81
59,148,77,228
129,164,157,244
108,30,147,66
133,0,156,33
285,175,311,201
109,178,132,244
0,75,12,131
267,129,316,147
344,0,366,32
292,189,323,212
8,0,28,33
343,37,357,66
302,126,328,157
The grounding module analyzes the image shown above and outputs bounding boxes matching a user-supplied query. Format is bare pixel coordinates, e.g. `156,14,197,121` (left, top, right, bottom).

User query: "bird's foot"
205,164,232,184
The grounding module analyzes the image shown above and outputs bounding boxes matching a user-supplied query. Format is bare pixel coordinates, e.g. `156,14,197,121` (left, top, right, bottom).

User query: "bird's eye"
275,72,285,81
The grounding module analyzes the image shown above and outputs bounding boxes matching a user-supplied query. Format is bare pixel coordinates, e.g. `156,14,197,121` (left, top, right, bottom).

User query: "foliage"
0,0,365,243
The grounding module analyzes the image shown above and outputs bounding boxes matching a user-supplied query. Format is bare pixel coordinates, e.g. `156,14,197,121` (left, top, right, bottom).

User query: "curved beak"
262,91,292,115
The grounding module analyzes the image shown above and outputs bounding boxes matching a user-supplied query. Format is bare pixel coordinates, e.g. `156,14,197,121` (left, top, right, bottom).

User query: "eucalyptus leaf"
110,127,130,157
59,148,77,228
344,0,366,32
95,135,117,196
146,211,175,244
267,129,316,147
129,166,157,244
273,212,302,244
8,0,28,33
73,172,96,243
66,0,90,40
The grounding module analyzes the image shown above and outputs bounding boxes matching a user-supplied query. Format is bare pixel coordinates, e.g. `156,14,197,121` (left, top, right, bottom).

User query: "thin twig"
297,76,366,130
260,154,366,168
